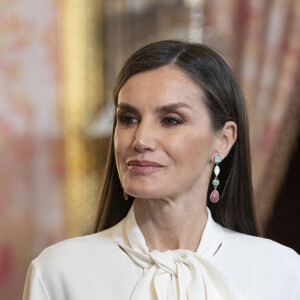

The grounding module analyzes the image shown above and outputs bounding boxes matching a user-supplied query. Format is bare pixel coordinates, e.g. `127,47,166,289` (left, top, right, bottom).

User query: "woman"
24,40,300,299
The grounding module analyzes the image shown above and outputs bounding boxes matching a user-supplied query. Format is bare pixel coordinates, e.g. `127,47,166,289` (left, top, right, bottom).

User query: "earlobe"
215,121,237,159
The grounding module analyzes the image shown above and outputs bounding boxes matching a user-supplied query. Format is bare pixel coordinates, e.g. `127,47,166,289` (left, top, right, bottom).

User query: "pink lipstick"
127,160,163,173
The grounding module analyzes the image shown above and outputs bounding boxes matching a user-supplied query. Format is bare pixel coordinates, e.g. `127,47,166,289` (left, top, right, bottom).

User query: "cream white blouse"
24,205,300,299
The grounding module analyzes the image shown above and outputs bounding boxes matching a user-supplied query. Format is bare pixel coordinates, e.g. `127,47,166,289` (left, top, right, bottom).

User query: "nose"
133,121,156,152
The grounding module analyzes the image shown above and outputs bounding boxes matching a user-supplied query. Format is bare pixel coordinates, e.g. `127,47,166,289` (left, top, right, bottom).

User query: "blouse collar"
112,203,225,259
111,202,243,300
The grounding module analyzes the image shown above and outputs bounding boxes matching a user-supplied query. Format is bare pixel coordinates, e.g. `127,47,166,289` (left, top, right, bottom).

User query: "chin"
125,186,165,200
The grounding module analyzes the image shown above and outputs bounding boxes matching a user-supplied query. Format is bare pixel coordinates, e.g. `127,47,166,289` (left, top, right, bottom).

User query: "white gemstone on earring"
214,165,220,176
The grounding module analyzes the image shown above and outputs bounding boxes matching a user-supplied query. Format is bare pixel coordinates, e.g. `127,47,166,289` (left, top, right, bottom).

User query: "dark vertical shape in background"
265,135,300,254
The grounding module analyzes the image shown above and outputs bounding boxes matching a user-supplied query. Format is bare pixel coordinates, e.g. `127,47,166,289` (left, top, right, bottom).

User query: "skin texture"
114,66,237,251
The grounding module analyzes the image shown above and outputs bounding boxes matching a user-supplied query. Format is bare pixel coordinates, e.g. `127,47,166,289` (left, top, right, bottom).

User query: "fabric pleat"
113,204,244,300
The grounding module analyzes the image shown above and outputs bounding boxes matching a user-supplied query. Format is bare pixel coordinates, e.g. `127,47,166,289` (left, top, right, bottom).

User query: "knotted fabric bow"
112,205,243,300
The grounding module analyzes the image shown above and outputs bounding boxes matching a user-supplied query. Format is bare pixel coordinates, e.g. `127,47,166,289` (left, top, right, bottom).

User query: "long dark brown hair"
93,40,258,236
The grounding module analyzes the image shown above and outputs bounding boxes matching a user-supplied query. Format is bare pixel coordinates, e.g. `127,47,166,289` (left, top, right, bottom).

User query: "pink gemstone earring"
210,155,221,203
123,190,128,201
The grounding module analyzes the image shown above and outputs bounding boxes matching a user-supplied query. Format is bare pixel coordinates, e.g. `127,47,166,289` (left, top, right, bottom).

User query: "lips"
127,160,163,173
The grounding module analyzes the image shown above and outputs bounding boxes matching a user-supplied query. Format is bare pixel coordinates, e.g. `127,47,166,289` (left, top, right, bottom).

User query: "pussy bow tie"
118,243,242,300
113,205,244,300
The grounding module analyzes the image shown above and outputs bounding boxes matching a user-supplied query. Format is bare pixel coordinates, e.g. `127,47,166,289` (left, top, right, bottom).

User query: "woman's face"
114,66,219,201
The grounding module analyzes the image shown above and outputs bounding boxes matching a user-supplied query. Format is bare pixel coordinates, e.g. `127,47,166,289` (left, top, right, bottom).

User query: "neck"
134,196,208,252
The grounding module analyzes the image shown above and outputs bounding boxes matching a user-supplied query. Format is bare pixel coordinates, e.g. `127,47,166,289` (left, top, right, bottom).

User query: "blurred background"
1,0,299,298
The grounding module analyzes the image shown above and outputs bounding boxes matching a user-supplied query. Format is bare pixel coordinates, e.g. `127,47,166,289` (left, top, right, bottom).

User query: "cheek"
114,132,123,167
165,131,214,166
114,130,132,166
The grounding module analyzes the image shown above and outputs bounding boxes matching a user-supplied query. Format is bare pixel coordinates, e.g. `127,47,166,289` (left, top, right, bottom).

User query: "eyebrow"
116,103,139,114
116,102,192,114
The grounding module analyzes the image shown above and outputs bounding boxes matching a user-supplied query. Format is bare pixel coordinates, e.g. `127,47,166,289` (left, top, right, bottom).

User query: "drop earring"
123,190,128,201
210,155,221,203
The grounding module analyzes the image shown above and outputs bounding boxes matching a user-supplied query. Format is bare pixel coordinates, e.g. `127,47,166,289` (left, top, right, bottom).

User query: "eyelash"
116,112,184,127
161,116,184,126
117,114,138,126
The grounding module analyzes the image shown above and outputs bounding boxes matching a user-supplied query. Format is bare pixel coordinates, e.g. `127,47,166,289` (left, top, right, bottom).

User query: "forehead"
118,66,205,109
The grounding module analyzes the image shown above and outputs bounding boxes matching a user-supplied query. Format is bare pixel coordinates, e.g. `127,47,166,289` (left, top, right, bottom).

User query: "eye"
161,115,184,126
117,113,139,126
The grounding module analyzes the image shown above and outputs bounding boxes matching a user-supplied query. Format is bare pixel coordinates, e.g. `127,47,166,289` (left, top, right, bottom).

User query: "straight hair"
93,40,258,236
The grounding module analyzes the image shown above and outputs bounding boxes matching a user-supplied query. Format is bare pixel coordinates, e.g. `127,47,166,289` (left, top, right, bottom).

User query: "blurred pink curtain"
0,1,65,298
204,0,300,233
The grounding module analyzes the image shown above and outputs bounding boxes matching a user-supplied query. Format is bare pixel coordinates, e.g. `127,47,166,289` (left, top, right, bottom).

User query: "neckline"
112,202,225,259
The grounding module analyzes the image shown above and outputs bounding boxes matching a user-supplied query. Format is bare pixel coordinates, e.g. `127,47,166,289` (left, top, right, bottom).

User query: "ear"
214,121,237,161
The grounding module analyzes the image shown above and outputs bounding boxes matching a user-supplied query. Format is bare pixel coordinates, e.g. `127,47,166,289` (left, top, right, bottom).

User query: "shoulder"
24,226,142,299
222,227,299,261
33,228,120,273
40,228,115,254
218,227,300,279
214,227,300,298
